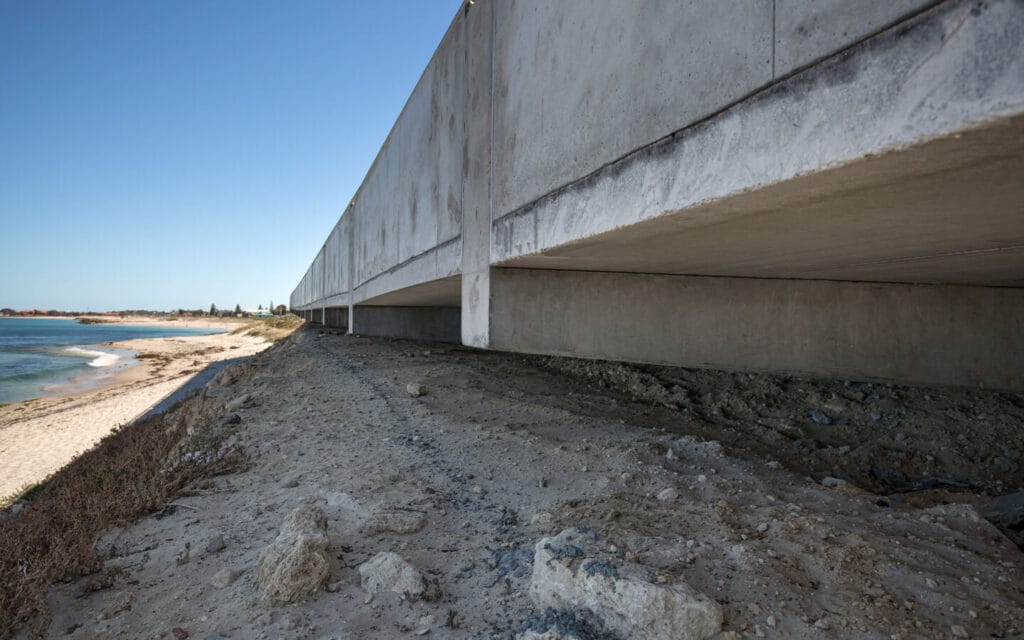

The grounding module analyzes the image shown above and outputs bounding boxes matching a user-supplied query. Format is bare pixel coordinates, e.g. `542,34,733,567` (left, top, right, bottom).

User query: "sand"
0,323,270,499
31,328,1024,640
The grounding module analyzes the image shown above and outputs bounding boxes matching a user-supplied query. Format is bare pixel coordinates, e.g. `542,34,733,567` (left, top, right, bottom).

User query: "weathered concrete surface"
490,0,773,218
774,0,936,77
489,268,1024,390
291,0,1024,389
490,0,1024,276
460,0,493,349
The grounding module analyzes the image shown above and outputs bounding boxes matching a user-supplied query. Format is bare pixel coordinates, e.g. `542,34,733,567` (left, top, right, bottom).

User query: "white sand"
0,328,269,499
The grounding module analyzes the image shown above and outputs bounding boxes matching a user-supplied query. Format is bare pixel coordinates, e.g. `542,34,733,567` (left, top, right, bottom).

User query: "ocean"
0,318,221,404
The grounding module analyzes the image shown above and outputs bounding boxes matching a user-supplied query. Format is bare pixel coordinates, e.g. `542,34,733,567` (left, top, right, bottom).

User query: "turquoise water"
0,318,222,404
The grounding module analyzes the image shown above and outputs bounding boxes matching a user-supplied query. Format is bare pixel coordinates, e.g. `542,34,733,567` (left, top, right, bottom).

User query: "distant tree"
0,308,14,316
209,303,218,316
274,304,287,316
258,304,263,310
234,304,242,315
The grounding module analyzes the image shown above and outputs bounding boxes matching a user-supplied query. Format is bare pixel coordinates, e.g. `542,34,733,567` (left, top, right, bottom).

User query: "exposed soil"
24,326,1024,639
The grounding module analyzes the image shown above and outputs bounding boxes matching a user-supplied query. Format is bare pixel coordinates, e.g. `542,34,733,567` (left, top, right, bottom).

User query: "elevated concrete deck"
293,0,1024,388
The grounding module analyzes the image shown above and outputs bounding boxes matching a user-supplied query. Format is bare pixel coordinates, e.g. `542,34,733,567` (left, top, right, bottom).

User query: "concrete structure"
292,0,1024,390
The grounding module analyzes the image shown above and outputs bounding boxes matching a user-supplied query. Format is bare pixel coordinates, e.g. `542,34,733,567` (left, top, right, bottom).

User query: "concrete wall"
489,268,1024,389
292,0,1024,389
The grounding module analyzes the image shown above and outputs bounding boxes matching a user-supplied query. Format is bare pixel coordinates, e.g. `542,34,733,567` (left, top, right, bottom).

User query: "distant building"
246,309,272,318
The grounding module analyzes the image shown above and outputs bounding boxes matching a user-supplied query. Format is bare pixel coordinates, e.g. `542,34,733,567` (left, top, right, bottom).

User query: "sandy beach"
0,320,270,499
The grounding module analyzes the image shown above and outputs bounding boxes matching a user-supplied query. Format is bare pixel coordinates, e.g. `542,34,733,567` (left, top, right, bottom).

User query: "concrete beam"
488,268,1024,390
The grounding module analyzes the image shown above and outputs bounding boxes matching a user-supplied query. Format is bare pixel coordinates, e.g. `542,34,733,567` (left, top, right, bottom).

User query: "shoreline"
0,328,270,500
0,316,250,406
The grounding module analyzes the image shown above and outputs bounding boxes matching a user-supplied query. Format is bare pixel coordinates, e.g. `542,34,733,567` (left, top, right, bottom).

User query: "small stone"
326,581,343,592
756,522,769,533
697,474,707,483
894,432,907,442
358,552,425,599
657,487,679,502
172,628,189,640
406,383,426,397
821,477,847,488
951,625,969,638
925,578,938,589
281,477,299,489
766,460,781,469
813,618,832,630
748,603,762,615
205,534,226,554
766,615,777,628
211,568,237,588
810,410,833,425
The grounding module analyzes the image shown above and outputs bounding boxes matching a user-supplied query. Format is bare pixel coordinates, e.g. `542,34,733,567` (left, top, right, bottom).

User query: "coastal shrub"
0,394,247,636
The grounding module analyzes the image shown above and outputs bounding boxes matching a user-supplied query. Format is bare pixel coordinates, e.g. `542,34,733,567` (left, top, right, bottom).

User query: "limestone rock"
358,552,425,599
205,534,226,553
211,568,237,588
406,383,426,397
528,529,723,640
657,487,679,502
256,506,330,603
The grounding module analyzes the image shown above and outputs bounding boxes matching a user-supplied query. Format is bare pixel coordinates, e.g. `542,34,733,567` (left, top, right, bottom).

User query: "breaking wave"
64,347,121,368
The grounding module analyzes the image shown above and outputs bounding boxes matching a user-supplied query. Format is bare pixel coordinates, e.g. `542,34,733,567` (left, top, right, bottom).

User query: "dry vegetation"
0,391,248,636
230,314,303,342
0,317,303,637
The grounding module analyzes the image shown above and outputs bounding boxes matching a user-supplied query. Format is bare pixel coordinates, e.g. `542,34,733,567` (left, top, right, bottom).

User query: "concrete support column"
460,0,493,348
486,268,1024,390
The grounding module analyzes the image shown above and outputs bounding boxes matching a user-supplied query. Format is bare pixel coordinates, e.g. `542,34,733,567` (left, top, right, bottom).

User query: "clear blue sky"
0,0,461,312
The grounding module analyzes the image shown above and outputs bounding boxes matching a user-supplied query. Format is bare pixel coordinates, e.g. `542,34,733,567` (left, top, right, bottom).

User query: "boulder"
256,506,330,603
529,529,722,640
358,552,425,599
